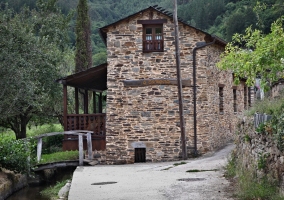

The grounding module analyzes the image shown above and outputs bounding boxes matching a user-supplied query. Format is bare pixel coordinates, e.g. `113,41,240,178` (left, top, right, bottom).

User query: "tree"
218,17,284,90
75,0,92,72
0,1,73,139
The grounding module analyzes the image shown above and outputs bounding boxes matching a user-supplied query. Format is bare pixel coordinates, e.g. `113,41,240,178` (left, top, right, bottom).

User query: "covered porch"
56,63,107,151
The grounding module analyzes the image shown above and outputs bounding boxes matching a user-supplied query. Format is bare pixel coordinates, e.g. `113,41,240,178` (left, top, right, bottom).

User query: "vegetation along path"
69,144,235,200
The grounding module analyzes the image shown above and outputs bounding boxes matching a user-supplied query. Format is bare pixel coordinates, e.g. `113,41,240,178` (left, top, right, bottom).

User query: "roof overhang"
56,63,107,91
99,5,227,47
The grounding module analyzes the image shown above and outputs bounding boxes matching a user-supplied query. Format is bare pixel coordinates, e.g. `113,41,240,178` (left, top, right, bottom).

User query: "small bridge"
34,130,94,171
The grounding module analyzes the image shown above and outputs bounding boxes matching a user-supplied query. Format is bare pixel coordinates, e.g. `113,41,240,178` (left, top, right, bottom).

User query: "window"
219,87,224,114
233,89,237,112
143,25,163,52
137,19,167,53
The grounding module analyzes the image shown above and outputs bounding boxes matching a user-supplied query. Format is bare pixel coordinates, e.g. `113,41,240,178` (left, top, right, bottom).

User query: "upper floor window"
137,19,167,53
143,25,163,52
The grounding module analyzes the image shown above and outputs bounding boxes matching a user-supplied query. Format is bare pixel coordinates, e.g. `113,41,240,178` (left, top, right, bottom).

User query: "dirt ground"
69,144,236,200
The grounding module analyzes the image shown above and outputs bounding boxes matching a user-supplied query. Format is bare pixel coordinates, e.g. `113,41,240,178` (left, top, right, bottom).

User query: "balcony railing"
143,40,164,52
65,114,106,138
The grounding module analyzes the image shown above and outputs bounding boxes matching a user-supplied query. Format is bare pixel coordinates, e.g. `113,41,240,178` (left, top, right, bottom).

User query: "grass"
245,91,284,116
186,169,218,172
0,124,63,140
162,161,187,170
225,154,284,199
40,178,70,200
173,161,187,166
39,150,79,164
237,170,282,200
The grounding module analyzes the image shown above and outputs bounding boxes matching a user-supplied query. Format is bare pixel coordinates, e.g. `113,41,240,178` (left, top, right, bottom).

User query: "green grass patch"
40,179,70,200
225,154,284,199
237,170,282,200
245,91,284,117
39,150,79,164
161,167,173,170
0,124,63,141
186,169,218,172
27,124,63,137
225,153,237,178
173,161,187,166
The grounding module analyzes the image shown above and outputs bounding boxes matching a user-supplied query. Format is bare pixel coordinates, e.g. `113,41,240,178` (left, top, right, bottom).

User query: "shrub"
0,138,36,174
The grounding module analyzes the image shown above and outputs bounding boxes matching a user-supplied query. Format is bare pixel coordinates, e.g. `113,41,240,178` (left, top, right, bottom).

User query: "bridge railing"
35,130,93,166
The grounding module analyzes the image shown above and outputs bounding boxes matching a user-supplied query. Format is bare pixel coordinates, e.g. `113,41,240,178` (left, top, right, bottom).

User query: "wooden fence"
35,130,93,166
254,113,272,128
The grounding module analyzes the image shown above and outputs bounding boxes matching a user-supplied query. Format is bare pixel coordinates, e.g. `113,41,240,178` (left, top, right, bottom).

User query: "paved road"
68,144,235,200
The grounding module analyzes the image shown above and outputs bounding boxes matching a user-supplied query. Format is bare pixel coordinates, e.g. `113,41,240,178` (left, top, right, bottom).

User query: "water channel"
6,166,76,200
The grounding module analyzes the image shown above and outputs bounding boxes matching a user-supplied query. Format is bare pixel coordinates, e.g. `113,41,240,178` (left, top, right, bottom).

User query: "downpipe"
192,37,216,156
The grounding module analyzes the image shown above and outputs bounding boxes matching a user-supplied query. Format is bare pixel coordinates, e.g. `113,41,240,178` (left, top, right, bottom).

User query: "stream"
6,166,76,200
7,185,50,200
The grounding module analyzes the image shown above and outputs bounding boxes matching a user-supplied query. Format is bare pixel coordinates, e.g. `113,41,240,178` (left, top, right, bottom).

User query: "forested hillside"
1,0,284,65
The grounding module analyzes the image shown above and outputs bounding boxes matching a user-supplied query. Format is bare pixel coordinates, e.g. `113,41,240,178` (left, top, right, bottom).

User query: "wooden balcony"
143,40,164,52
65,114,106,138
63,113,106,151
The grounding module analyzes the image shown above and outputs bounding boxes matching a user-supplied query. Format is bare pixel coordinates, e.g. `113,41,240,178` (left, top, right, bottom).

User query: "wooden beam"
93,91,96,113
173,0,187,160
87,132,93,160
37,138,42,163
123,78,191,87
99,92,102,113
33,161,80,171
84,90,88,114
75,88,79,114
63,84,68,131
78,134,83,166
137,19,167,24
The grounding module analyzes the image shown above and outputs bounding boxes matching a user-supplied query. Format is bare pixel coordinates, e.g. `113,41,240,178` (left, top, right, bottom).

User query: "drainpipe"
192,37,216,156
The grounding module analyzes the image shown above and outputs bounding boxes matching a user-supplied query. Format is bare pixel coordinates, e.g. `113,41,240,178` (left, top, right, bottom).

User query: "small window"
233,89,237,112
143,25,163,52
219,87,224,114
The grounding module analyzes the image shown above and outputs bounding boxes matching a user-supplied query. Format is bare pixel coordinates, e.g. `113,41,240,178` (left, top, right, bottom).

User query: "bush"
0,138,36,174
42,134,64,154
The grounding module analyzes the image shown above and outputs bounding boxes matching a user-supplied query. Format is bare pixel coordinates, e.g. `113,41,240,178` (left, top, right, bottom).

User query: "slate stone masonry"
104,9,249,164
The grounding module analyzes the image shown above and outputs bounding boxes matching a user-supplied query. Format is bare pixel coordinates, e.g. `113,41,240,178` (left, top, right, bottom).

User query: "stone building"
58,5,253,164
98,5,255,164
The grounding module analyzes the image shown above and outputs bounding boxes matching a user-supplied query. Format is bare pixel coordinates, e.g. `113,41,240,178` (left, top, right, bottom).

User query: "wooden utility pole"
173,0,187,160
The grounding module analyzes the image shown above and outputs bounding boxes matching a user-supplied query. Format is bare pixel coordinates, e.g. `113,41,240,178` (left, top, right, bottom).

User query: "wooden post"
84,89,88,114
93,91,97,113
37,138,42,163
173,0,187,160
75,88,79,114
78,134,84,166
63,84,68,131
87,132,93,160
99,92,102,113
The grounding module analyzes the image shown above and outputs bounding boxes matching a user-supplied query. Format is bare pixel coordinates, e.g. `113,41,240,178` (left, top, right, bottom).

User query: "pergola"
56,63,107,151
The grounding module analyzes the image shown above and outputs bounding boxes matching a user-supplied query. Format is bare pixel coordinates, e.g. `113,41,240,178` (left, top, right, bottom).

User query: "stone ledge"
0,169,27,200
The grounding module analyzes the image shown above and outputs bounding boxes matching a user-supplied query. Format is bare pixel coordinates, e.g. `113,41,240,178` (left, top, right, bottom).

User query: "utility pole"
173,0,187,160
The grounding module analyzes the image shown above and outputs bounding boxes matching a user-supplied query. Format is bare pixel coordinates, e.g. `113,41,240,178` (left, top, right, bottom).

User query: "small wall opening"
135,148,146,163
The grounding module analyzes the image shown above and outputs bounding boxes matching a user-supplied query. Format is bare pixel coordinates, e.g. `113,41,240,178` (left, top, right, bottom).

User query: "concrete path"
68,144,235,200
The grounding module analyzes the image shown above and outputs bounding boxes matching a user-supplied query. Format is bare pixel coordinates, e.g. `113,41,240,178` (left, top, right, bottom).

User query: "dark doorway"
135,148,146,162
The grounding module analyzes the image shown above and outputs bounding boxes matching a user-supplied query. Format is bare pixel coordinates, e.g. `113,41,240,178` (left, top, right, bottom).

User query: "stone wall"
271,80,284,98
234,116,284,193
0,169,27,200
105,8,249,164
